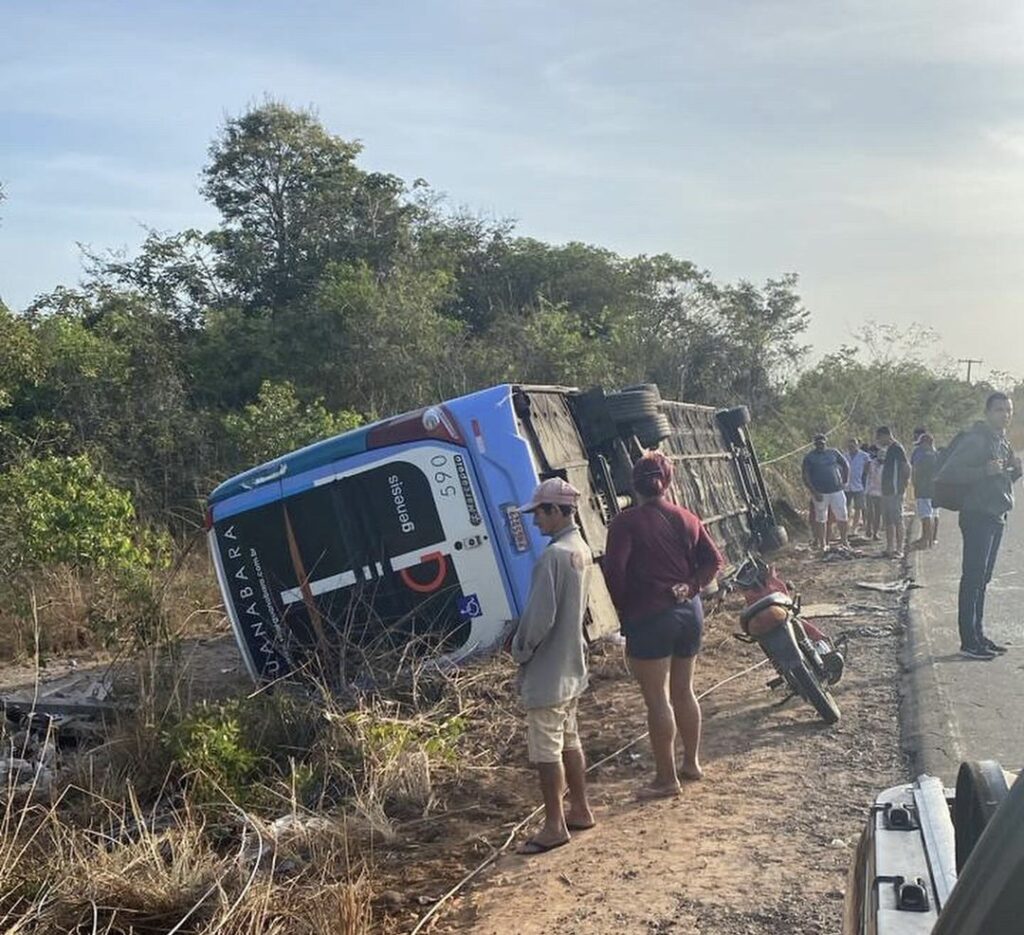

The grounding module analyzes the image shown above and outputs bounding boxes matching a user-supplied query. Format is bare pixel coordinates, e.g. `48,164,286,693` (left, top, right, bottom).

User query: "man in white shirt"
511,478,596,854
844,438,871,534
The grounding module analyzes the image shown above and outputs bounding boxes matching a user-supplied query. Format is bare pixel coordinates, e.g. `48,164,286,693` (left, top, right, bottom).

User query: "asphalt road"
904,510,1024,781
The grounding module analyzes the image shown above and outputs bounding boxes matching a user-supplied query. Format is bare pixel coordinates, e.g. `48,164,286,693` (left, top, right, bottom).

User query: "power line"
957,358,983,383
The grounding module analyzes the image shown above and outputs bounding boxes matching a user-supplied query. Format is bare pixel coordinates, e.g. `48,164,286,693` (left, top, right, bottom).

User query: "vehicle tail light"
366,405,464,448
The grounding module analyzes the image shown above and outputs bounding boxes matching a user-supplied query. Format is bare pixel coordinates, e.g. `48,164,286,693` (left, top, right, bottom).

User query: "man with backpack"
934,393,1022,659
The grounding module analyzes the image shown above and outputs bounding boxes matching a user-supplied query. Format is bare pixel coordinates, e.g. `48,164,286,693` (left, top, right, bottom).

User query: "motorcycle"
729,554,845,725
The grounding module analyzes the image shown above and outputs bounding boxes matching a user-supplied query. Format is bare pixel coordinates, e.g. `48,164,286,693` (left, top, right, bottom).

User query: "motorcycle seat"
739,591,794,627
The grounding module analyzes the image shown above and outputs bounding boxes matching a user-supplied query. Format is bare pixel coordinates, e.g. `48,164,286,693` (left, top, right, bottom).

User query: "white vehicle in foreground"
845,760,1023,934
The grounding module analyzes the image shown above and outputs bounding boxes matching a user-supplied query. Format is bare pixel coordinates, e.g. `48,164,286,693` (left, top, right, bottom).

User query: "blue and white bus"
206,383,782,683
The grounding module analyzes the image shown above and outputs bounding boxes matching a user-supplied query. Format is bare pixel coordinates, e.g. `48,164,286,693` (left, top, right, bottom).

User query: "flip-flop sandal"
517,837,570,855
635,784,682,801
566,820,596,831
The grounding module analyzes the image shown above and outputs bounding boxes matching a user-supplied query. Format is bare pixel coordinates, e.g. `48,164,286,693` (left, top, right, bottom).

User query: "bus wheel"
633,413,672,448
716,405,751,435
606,388,660,423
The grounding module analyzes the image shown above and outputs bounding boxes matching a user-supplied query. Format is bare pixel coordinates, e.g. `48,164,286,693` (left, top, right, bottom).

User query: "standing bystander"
603,452,724,799
909,433,938,550
511,478,596,853
801,433,851,551
876,427,910,558
912,426,940,544
864,445,884,540
844,437,871,534
934,393,1022,659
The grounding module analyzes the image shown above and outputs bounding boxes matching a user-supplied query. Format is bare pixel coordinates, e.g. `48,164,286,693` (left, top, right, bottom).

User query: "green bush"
162,700,260,802
0,454,161,575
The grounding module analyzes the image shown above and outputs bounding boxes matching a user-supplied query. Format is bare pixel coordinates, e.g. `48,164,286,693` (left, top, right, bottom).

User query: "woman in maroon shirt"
603,451,725,798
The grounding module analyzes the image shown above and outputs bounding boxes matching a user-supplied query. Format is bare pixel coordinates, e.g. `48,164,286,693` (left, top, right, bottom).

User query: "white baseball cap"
520,477,581,512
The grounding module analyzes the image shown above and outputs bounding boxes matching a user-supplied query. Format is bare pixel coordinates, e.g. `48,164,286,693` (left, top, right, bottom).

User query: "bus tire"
716,405,751,433
621,383,662,400
606,389,660,422
633,413,672,448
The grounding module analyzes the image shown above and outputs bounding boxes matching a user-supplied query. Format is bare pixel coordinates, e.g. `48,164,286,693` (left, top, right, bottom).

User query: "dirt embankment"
421,546,908,935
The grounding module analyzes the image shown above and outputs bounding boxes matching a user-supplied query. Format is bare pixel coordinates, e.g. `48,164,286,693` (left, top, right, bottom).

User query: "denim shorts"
622,599,704,660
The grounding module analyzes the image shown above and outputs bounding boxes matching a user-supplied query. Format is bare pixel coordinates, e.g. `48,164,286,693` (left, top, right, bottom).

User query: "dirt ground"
408,543,909,935
0,543,909,935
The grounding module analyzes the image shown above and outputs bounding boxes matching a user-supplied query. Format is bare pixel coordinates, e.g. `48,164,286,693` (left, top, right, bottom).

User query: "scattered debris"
820,547,866,562
0,672,121,801
855,579,923,594
801,602,894,619
801,603,856,619
1,671,117,720
267,814,336,838
851,625,897,639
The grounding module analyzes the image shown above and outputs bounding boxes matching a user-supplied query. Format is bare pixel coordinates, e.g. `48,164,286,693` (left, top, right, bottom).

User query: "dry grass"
0,548,222,665
0,541,528,933
0,785,374,934
0,632,518,933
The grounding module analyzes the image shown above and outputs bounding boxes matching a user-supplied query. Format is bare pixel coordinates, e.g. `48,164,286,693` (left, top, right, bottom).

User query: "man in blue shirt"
802,433,851,551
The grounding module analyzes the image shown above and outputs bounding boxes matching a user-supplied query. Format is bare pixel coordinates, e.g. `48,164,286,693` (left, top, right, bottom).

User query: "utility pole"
958,358,983,383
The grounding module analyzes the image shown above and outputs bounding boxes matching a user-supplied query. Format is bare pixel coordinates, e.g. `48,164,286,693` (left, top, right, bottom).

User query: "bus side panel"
445,386,547,616
454,386,621,642
516,388,622,641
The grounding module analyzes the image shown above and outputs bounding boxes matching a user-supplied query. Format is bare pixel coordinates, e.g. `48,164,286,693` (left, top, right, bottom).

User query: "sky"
3,0,1024,380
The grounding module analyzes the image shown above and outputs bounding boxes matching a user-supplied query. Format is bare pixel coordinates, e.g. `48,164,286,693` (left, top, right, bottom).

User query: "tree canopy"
3,100,1012,543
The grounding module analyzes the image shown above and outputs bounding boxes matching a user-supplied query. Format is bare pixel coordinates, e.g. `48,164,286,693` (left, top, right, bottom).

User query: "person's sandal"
517,836,570,855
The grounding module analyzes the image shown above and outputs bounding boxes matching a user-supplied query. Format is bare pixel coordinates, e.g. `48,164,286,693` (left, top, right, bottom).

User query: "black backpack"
932,431,969,511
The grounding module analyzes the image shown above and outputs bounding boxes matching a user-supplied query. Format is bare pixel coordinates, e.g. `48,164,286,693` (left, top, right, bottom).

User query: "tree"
201,101,413,310
223,380,362,467
759,335,983,470
467,298,623,389
712,275,810,412
0,454,155,575
292,262,467,415
85,228,225,328
15,288,212,522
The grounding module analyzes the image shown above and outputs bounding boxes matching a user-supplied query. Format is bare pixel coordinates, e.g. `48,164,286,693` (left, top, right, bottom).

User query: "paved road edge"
900,550,962,782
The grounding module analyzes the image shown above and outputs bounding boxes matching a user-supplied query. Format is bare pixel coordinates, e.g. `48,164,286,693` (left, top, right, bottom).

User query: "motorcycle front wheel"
789,660,841,725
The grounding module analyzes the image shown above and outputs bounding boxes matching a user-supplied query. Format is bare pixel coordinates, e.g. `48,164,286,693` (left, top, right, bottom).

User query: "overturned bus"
206,383,786,684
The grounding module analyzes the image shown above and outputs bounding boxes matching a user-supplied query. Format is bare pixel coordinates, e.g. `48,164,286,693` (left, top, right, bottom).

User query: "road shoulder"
437,547,907,935
901,549,964,780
